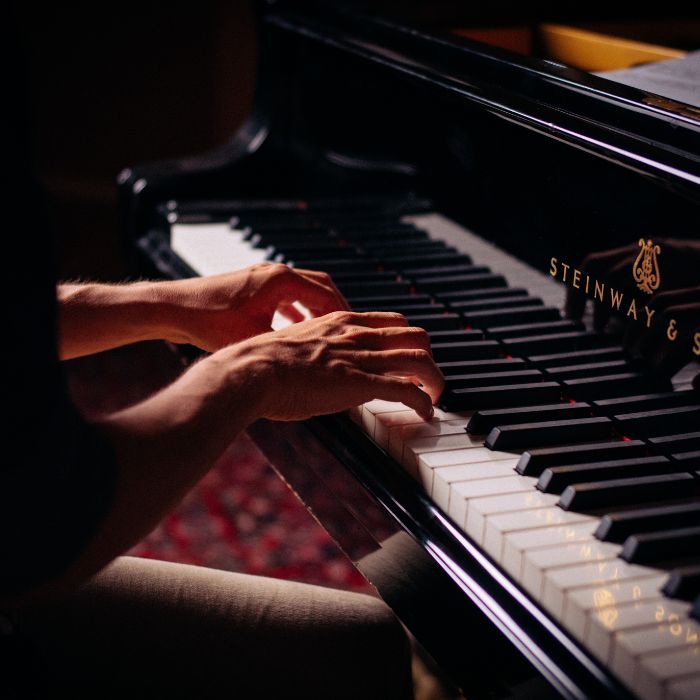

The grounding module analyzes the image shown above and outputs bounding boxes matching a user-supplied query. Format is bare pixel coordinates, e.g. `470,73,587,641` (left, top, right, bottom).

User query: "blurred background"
13,0,257,280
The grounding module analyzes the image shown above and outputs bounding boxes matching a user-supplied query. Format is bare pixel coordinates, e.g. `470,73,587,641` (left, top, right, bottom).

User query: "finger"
295,268,351,311
338,311,409,329
269,267,348,317
352,326,431,353
365,374,434,421
278,301,306,324
350,348,444,404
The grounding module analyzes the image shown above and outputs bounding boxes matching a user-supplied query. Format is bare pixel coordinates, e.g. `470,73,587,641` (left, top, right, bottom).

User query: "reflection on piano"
119,4,700,699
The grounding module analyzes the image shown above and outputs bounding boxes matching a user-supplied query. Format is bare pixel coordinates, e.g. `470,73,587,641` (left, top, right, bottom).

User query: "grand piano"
119,3,700,698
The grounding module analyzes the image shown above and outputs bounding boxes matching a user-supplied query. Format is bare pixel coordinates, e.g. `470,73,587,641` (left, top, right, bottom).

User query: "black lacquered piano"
119,3,700,698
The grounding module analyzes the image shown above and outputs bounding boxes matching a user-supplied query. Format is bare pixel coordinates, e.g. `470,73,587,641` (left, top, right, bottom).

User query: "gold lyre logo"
632,239,661,295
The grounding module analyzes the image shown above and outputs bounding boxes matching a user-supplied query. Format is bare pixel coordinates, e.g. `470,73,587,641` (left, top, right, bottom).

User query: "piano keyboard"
167,198,700,700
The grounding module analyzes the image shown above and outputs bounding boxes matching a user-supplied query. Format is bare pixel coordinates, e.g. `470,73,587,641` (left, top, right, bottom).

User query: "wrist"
210,338,276,423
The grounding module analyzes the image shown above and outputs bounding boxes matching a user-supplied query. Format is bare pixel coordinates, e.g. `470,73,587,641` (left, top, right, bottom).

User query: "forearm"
57,281,188,359
9,345,267,606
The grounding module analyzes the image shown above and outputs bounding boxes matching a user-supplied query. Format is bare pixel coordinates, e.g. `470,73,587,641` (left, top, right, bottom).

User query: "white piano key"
666,674,700,700
520,540,621,601
587,599,690,666
500,521,599,580
171,223,268,276
564,575,666,642
375,410,468,453
388,418,467,461
418,447,517,494
449,476,535,525
636,644,700,700
542,560,662,620
361,400,411,439
612,618,700,691
459,490,559,544
402,432,488,475
482,508,593,566
432,459,519,508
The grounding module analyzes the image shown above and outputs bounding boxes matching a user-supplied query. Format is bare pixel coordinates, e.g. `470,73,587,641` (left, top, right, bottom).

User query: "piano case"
119,4,700,698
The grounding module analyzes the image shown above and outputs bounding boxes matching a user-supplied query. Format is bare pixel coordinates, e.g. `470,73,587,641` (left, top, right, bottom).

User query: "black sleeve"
2,45,117,597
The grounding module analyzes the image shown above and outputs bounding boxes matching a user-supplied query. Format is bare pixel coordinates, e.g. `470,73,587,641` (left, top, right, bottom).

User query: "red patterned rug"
66,342,368,592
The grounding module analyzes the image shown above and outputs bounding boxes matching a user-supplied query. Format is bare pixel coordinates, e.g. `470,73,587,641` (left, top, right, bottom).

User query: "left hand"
164,263,351,352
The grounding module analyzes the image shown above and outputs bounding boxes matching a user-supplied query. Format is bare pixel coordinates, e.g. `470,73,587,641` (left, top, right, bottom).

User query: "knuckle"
410,348,431,363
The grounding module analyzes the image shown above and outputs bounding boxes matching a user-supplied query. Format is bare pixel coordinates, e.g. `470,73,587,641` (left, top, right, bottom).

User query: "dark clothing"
3,125,116,599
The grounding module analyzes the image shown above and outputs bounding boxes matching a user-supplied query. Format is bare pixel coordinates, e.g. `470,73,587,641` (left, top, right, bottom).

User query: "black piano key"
538,456,672,494
353,303,445,314
380,253,473,268
331,271,400,284
403,265,485,277
431,340,501,362
339,230,429,242
559,473,697,512
672,451,700,464
346,293,432,307
486,416,612,451
266,241,347,254
291,258,379,273
415,274,508,294
614,406,700,439
444,369,543,390
526,347,627,368
440,382,561,411
562,372,671,401
663,565,700,600
593,391,700,415
543,360,635,381
337,281,413,297
516,439,647,476
277,247,361,262
597,503,700,543
487,320,584,340
468,402,591,434
621,525,700,565
501,331,606,356
450,296,543,312
438,358,527,376
405,313,462,332
461,305,561,327
249,232,332,247
648,432,700,455
365,240,452,254
429,329,483,343
438,288,529,304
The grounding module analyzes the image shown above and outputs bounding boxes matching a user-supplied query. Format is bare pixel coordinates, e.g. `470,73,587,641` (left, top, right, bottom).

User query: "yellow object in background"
539,24,686,71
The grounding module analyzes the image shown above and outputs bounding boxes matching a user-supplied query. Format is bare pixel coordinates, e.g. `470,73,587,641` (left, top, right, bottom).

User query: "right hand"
229,310,444,422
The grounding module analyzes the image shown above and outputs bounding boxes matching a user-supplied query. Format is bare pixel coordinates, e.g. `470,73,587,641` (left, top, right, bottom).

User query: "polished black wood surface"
120,4,699,698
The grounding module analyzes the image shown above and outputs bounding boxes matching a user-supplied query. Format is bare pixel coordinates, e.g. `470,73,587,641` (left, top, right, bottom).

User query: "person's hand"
165,263,350,352
225,310,444,421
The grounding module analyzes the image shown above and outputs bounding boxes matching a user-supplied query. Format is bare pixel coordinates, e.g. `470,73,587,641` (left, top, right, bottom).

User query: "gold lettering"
549,257,558,278
561,262,570,282
693,332,700,357
609,287,624,311
644,306,656,328
594,280,605,302
626,298,638,321
585,275,590,294
667,319,678,342
573,269,581,289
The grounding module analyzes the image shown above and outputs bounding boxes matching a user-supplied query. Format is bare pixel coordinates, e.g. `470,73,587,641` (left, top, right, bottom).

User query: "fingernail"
424,406,434,421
